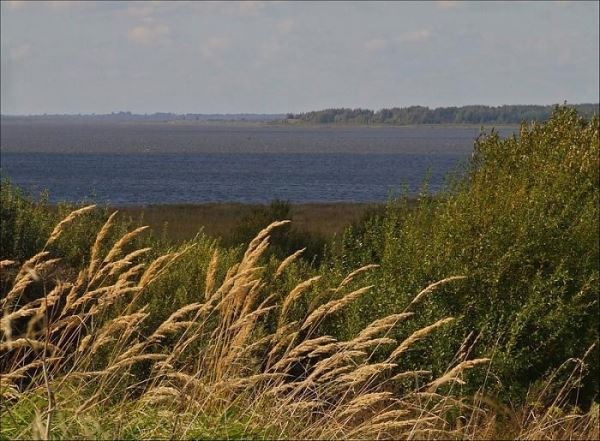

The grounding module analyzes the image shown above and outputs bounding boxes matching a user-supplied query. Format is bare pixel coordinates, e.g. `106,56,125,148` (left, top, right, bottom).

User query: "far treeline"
288,103,599,125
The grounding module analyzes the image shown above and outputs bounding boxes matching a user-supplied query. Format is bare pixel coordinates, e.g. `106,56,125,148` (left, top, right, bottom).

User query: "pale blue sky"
1,0,598,114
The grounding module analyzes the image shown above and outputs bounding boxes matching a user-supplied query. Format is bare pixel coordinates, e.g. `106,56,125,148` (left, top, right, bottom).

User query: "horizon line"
1,102,599,118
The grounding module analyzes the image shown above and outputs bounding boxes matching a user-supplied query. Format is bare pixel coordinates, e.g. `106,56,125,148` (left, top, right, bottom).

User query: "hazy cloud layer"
1,1,598,114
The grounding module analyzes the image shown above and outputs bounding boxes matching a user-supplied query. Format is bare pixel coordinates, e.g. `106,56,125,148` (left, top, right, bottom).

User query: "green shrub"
326,107,599,404
1,179,54,262
0,179,138,268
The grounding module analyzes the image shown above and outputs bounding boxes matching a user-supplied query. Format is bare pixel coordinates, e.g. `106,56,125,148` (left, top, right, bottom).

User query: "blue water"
0,152,466,205
1,123,517,204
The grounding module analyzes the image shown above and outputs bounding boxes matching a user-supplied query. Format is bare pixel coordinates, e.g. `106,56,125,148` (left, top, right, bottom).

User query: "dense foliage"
324,107,599,403
290,103,599,125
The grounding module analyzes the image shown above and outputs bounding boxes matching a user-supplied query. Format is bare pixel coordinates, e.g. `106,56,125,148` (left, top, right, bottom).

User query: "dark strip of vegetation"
288,103,599,125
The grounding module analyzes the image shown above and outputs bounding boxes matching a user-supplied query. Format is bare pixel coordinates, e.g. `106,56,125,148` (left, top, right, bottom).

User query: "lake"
0,122,516,204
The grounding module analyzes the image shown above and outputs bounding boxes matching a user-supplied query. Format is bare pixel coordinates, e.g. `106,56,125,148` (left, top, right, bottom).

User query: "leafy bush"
0,178,134,268
325,107,599,404
1,179,55,262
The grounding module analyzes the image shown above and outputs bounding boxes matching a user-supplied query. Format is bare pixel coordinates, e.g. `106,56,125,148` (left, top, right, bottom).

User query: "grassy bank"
118,202,380,242
1,107,598,439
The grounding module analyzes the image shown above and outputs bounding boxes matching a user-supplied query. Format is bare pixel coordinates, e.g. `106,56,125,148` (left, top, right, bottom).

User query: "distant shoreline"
1,117,519,129
1,102,597,126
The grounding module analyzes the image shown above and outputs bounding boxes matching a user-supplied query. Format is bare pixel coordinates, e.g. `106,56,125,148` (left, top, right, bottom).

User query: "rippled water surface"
0,122,515,204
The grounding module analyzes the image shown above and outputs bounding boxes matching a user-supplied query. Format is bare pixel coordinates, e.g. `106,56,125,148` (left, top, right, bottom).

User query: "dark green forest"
289,103,599,125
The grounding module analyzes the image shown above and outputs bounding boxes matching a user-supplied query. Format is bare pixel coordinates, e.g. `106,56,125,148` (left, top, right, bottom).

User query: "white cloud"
5,1,83,10
8,43,32,61
123,2,158,19
127,23,170,45
399,29,431,43
276,18,295,34
364,30,431,54
437,1,460,9
238,1,265,16
5,1,26,10
201,36,230,60
259,40,280,61
364,38,387,52
46,1,80,9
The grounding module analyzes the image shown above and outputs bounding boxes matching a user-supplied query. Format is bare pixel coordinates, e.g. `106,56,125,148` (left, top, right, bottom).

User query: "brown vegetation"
119,202,379,242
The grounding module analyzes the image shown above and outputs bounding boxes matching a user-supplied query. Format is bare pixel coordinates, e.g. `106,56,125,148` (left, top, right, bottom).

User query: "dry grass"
118,202,380,242
1,207,597,440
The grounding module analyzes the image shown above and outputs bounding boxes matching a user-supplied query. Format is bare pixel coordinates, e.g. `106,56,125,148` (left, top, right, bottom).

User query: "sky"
1,0,598,115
